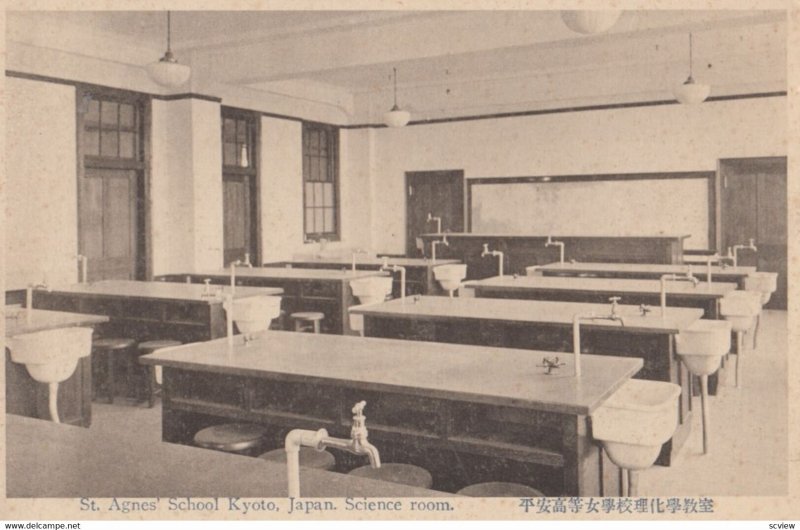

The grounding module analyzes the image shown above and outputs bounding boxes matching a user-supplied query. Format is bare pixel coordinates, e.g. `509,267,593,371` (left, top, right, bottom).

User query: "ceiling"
7,9,788,123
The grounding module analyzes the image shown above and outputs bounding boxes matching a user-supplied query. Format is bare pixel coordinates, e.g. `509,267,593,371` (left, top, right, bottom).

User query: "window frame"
302,121,340,242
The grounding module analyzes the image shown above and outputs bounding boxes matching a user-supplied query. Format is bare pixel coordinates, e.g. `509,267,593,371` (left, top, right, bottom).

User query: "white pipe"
48,382,60,423
285,428,328,498
571,315,584,377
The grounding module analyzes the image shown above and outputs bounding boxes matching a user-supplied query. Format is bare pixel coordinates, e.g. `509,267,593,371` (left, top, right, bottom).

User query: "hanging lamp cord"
393,67,399,107
688,33,693,78
167,11,172,53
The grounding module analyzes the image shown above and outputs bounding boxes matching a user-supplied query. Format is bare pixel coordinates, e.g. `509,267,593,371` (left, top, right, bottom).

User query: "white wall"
5,77,78,290
369,97,787,253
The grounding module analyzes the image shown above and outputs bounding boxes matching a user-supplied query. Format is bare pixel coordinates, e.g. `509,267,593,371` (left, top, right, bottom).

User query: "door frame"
404,170,466,255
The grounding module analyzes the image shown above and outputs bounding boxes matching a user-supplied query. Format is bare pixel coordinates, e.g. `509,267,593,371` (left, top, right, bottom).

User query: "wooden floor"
89,310,789,497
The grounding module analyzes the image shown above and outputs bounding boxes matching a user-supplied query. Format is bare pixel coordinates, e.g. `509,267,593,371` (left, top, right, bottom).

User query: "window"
83,98,139,160
302,122,339,240
221,108,259,266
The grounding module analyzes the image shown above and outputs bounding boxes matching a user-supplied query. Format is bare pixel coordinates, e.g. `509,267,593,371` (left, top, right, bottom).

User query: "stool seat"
93,338,136,350
291,312,325,334
194,423,269,453
138,340,182,351
259,447,336,470
457,482,545,497
138,340,182,407
348,463,432,489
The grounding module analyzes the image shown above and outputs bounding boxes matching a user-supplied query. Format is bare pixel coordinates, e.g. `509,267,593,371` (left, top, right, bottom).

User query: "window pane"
304,183,315,208
100,130,119,157
100,101,118,126
305,208,314,233
223,143,237,166
323,183,334,207
323,208,334,233
119,131,135,158
309,130,319,153
308,157,319,182
314,208,324,233
223,118,236,142
314,183,324,207
236,120,247,142
84,129,100,156
119,104,134,128
85,100,100,125
319,130,328,156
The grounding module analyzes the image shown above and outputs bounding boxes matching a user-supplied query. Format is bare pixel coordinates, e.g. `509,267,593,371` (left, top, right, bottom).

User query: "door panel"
80,168,138,281
223,177,251,266
406,171,465,256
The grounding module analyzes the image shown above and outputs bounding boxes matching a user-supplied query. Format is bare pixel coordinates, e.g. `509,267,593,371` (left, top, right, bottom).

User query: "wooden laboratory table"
463,275,737,319
157,268,385,335
531,262,756,289
5,308,108,427
418,233,688,280
141,331,642,497
265,256,462,296
351,296,703,466
6,414,454,498
31,280,282,343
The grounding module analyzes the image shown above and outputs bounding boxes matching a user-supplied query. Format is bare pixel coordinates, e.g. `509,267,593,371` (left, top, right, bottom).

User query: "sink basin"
675,320,732,375
350,276,393,305
226,296,282,334
8,327,94,384
433,264,468,293
591,379,681,470
744,272,778,305
720,291,761,332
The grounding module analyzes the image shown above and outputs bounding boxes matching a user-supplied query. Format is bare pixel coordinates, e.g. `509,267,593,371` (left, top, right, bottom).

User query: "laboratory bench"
156,267,386,335
350,296,704,466
141,331,643,497
5,307,109,427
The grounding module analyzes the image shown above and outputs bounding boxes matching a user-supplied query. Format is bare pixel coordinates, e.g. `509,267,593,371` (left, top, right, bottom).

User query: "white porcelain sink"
226,296,282,334
675,320,732,375
433,264,468,293
350,276,393,305
720,291,761,332
744,272,778,305
7,327,94,423
591,379,681,470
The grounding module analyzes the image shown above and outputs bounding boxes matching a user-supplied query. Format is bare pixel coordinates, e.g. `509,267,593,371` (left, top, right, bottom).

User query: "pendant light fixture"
561,10,622,34
383,67,410,128
146,11,191,88
673,33,710,104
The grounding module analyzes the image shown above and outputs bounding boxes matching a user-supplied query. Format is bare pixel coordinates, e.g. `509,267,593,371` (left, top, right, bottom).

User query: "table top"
420,233,690,240
5,414,454,498
531,261,757,277
350,296,703,334
141,330,642,416
189,267,387,282
4,307,109,337
41,280,282,303
464,275,737,299
279,257,461,269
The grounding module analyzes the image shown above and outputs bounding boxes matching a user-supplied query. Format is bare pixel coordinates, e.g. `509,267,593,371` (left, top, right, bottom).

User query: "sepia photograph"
1,0,797,526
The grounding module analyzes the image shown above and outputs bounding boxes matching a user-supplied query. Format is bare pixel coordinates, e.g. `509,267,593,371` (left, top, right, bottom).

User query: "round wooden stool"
92,337,136,404
348,463,433,489
194,423,270,455
290,312,324,333
259,447,336,470
138,340,182,408
457,482,545,497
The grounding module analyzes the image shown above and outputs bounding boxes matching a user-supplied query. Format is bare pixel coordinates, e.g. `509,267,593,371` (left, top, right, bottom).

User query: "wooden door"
719,157,787,309
80,168,138,280
223,176,254,266
406,170,465,256
222,110,259,266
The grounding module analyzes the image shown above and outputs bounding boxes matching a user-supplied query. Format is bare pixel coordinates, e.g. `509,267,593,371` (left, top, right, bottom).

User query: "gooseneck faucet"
431,235,449,264
427,213,442,234
481,244,504,277
545,236,565,264
26,279,51,324
381,257,406,301
660,271,699,317
572,306,625,377
284,401,380,498
732,239,757,267
351,248,369,272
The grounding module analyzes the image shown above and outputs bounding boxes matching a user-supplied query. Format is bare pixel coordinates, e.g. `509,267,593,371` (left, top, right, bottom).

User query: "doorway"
405,170,465,256
718,156,787,309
